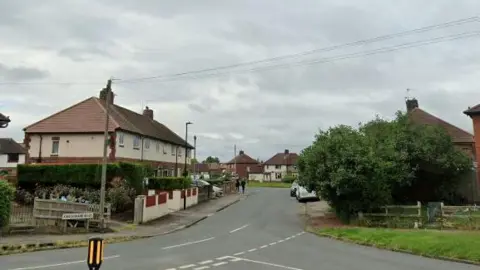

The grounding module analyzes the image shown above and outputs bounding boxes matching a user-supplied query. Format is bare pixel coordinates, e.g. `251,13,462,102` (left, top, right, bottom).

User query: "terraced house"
23,88,193,177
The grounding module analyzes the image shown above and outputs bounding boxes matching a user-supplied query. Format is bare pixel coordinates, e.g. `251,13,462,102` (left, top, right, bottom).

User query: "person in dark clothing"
240,179,246,194
235,179,240,192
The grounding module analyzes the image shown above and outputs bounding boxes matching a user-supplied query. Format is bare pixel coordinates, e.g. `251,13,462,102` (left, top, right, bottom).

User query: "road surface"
1,188,477,270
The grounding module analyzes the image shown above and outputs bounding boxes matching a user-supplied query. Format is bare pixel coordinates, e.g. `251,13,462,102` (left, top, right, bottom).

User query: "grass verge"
248,181,290,188
313,227,480,264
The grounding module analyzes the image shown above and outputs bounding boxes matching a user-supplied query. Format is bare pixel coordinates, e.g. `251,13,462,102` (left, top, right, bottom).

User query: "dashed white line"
162,237,215,250
198,260,213,265
277,239,285,243
7,255,120,270
212,262,228,267
240,258,304,270
229,224,250,233
193,266,210,270
233,251,245,256
179,264,196,269
248,248,257,252
230,258,242,262
216,256,232,260
269,242,277,245
260,245,268,249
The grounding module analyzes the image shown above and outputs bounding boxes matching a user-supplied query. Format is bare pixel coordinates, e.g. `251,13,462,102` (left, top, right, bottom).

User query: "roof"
409,108,473,143
264,152,299,165
0,138,26,154
464,104,480,116
226,151,258,164
23,97,193,148
247,164,264,174
193,163,210,173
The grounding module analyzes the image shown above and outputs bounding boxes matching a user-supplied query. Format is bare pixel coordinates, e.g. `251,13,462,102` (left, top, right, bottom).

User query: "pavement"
0,188,478,270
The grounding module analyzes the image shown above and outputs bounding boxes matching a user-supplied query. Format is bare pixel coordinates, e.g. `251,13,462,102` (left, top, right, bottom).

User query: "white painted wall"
115,131,191,164
248,173,264,181
263,165,297,181
28,134,104,158
0,154,26,168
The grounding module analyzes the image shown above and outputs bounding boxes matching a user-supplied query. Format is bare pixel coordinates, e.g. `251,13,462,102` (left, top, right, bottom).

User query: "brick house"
247,164,264,181
225,150,259,178
0,138,26,175
463,103,480,181
23,88,193,177
263,149,299,181
407,98,475,159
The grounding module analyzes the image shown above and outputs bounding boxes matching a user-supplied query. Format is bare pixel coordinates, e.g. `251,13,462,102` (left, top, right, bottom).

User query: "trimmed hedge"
147,177,190,190
17,162,153,193
282,175,296,183
0,181,15,228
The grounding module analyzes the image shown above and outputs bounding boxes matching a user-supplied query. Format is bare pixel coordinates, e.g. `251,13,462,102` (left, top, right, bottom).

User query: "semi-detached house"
23,88,193,177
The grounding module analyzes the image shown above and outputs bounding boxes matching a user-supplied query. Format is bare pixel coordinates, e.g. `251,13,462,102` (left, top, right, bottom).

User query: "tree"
203,156,220,164
191,158,198,164
298,112,472,222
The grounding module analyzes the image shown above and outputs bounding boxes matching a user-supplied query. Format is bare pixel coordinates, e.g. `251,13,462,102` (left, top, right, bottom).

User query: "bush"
0,181,15,228
17,162,152,193
147,177,190,190
282,175,296,183
107,181,136,213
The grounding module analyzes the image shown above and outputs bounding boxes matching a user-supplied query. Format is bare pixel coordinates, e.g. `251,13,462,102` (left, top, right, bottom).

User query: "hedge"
147,177,190,190
17,162,153,193
282,175,297,183
0,181,15,228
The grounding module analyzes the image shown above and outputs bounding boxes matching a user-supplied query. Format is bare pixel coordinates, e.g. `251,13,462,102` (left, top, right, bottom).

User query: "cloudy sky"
1,1,480,162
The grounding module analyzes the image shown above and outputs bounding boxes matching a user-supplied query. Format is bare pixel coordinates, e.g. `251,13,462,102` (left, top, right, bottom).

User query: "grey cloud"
188,103,207,113
0,63,49,81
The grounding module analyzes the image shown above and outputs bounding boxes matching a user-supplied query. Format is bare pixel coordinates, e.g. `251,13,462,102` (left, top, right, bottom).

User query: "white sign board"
62,212,94,220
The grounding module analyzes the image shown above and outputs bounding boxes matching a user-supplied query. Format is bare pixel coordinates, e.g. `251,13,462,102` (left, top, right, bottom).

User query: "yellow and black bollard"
87,237,104,270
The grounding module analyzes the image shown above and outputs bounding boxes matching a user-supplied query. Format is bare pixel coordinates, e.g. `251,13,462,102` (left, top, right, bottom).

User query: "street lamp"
0,113,10,128
183,121,192,176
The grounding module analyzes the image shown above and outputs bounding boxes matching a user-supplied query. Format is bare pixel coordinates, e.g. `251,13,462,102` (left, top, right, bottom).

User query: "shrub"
281,175,296,183
0,181,15,228
15,188,34,205
147,177,190,190
107,183,136,213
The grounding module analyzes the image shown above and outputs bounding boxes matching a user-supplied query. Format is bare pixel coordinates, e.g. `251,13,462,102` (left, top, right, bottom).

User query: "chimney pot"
284,149,289,154
143,106,154,120
99,88,114,104
406,98,419,112
239,150,244,155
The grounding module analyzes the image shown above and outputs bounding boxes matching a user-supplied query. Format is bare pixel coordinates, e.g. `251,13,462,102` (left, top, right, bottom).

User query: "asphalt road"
1,188,477,270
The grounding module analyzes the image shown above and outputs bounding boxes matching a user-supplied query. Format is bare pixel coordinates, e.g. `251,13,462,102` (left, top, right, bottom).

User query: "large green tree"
203,156,220,163
298,112,472,222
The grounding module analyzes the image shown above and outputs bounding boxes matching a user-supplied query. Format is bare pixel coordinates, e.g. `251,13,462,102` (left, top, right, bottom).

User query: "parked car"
212,185,224,197
296,185,319,202
290,181,299,197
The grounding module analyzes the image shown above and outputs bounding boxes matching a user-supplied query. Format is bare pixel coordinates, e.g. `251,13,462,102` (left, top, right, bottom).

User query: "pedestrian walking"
235,179,240,193
241,179,246,194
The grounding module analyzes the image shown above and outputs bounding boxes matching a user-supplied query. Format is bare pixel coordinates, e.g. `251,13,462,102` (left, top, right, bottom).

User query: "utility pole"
193,136,197,177
100,79,112,231
233,144,237,176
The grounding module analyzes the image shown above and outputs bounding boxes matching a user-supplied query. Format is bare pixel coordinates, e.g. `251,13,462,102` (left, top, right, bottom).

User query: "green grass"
247,181,290,188
315,227,480,263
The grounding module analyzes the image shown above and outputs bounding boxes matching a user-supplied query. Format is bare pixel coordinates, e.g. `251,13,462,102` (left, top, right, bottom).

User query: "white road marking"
7,255,120,270
216,256,232,260
269,242,277,245
194,266,210,270
198,260,213,265
233,251,245,256
230,258,242,262
277,239,285,243
239,258,304,270
212,262,228,267
179,264,196,269
248,248,257,252
229,224,249,233
260,245,268,249
165,268,176,270
285,237,292,240
162,237,215,250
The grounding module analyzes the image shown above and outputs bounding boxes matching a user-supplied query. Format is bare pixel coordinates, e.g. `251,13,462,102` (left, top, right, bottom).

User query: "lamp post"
183,121,192,210
193,135,197,177
0,113,10,128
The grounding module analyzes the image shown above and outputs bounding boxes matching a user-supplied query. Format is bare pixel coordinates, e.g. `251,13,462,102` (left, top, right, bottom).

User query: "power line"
117,31,480,84
117,16,479,83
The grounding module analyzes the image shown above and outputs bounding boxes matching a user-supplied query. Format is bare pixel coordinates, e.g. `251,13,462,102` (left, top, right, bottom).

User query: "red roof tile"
264,152,298,165
226,150,258,164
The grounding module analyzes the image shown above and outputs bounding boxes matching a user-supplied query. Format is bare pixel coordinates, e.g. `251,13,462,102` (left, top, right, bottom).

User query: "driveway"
1,188,477,270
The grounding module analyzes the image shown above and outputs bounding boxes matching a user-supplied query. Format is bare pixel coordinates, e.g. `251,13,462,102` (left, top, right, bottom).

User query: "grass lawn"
314,227,480,263
247,181,290,188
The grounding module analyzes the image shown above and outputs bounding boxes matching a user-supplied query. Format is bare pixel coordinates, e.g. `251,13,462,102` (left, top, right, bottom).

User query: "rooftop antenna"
405,88,412,101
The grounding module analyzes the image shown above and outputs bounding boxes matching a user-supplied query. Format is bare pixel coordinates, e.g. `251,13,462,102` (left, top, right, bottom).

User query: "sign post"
87,237,104,270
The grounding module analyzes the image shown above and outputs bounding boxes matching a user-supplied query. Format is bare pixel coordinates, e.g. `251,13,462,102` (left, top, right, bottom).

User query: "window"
171,145,175,156
145,138,150,149
178,148,182,157
118,133,124,147
156,142,160,152
275,173,282,179
163,144,166,154
133,136,140,149
51,137,60,155
275,165,281,169
7,153,19,163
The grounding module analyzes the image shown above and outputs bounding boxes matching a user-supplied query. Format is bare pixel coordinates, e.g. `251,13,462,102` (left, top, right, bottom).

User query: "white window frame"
51,138,60,156
145,138,150,150
118,133,124,147
156,142,160,152
178,147,182,157
275,172,282,179
163,143,167,154
133,136,140,149
171,145,175,156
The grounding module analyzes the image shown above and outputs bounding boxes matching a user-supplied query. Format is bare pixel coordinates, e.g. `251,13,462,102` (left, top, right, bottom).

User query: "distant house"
463,104,480,183
225,150,259,178
192,163,223,179
0,113,10,128
407,98,474,159
247,164,264,181
23,88,193,177
263,149,298,181
0,138,26,174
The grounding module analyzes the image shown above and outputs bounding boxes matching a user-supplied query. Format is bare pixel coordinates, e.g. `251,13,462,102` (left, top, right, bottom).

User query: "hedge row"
147,177,190,190
0,181,15,228
17,162,154,193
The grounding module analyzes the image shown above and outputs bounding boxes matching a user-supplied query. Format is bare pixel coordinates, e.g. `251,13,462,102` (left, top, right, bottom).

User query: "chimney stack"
143,106,154,120
99,87,114,104
406,98,419,112
239,150,244,155
284,149,289,154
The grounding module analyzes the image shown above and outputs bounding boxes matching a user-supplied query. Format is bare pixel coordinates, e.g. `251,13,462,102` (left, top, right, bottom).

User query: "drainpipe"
140,137,144,161
38,135,43,163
